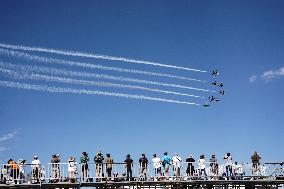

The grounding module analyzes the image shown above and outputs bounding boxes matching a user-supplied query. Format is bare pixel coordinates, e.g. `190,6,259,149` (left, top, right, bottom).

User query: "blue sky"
0,0,283,165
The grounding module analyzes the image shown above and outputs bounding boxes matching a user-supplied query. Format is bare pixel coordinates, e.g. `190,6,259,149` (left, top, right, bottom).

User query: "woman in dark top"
186,155,195,177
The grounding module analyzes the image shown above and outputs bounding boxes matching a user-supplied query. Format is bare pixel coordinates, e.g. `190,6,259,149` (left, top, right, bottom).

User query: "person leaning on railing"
186,155,195,177
8,158,19,184
124,154,133,181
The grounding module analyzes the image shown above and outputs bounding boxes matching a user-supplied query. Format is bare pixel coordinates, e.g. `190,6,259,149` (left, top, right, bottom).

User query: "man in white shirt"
172,154,182,177
31,156,41,183
152,154,162,178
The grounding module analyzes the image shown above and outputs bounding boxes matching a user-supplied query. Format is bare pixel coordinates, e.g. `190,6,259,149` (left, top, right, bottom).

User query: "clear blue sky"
0,0,283,165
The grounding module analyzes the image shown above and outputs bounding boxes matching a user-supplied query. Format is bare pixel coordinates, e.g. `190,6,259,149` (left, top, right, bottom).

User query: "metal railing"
1,162,283,184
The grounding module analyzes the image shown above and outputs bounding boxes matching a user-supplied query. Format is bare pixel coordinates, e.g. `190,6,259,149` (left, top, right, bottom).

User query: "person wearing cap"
186,155,195,177
105,154,113,178
80,152,89,182
152,154,162,178
50,153,60,183
161,152,172,178
198,155,207,177
68,157,77,183
172,153,182,178
94,150,104,181
124,154,133,181
210,155,218,177
139,154,148,181
31,156,41,183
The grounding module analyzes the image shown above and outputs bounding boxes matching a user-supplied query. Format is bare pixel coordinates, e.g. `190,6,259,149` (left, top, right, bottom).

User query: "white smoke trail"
0,62,215,93
0,66,205,98
0,43,207,73
0,48,206,82
0,80,201,106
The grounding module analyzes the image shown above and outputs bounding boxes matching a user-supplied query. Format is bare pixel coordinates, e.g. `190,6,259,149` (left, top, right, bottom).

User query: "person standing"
152,154,162,178
251,151,261,175
223,153,233,177
139,154,148,181
124,154,133,181
161,152,172,178
94,150,104,181
172,154,182,178
68,157,77,183
186,155,195,177
105,154,113,178
8,159,19,184
51,154,60,183
80,152,89,182
198,155,207,177
31,156,41,183
209,155,218,177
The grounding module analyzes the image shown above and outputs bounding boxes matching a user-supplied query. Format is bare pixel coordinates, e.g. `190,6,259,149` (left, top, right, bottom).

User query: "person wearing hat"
210,155,218,177
186,155,195,177
139,154,148,181
152,154,162,178
80,152,89,182
31,156,41,183
124,154,133,181
105,154,113,179
68,156,77,183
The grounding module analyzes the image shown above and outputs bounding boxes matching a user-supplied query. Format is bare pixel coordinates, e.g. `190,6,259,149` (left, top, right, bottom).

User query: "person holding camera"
94,150,104,181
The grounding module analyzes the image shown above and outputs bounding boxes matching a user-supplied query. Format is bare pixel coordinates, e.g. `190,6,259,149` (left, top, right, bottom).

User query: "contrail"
0,62,215,93
0,67,205,98
0,43,207,73
0,80,201,106
0,48,206,82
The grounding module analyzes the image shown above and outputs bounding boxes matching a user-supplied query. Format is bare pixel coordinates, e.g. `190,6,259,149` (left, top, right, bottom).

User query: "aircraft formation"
203,69,225,108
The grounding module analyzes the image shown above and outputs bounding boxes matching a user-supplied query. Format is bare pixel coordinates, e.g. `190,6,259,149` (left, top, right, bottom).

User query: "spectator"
51,154,60,183
124,154,133,181
209,155,218,176
186,155,195,177
198,155,207,177
31,156,41,183
172,153,182,178
17,159,26,183
223,153,233,177
80,152,89,182
68,156,77,183
94,150,104,180
251,151,261,175
105,154,113,178
8,158,19,184
152,154,162,178
139,154,148,180
1,165,8,184
161,152,172,177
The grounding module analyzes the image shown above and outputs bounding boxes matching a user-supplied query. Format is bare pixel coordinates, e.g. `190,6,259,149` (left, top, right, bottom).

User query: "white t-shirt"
152,157,161,169
198,159,206,169
31,159,41,168
224,156,232,166
172,156,182,168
